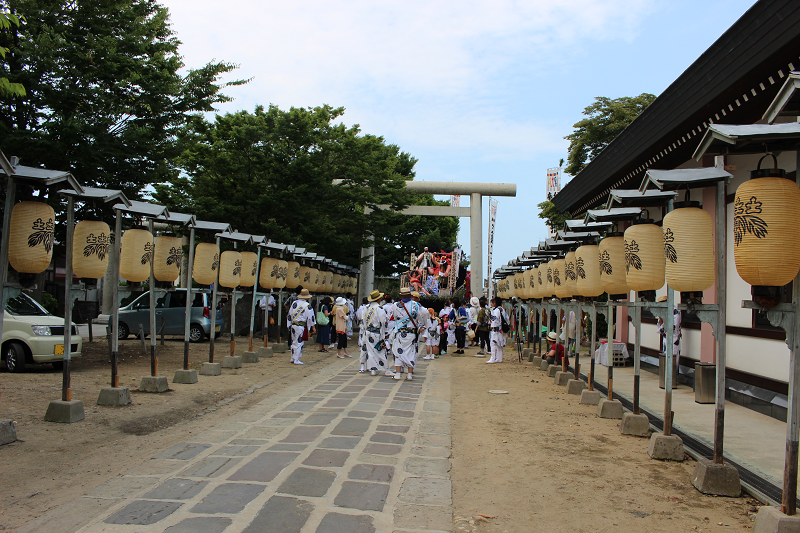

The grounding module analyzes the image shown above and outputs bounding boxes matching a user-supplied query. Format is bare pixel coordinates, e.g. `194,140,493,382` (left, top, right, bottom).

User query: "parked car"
117,289,223,342
2,292,82,372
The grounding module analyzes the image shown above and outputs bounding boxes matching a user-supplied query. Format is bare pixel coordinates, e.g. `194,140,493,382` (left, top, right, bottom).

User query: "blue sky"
161,0,756,279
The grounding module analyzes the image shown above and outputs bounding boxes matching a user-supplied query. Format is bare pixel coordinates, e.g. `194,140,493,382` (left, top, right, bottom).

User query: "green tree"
0,10,24,96
153,104,457,274
564,93,657,176
537,200,568,234
0,0,247,200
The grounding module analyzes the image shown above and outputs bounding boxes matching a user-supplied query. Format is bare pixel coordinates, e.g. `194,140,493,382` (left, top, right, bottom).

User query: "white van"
2,292,82,372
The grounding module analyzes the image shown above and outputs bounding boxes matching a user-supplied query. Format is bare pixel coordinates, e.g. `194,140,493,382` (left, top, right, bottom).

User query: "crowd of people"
273,284,513,373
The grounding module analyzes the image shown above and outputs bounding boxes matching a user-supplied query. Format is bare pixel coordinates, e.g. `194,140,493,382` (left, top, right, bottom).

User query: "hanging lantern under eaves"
259,257,278,289
624,219,665,298
564,251,578,298
153,233,182,283
527,267,538,299
10,201,55,275
537,266,545,298
219,250,242,288
193,242,219,286
599,234,628,297
553,258,571,299
285,261,301,289
332,273,343,294
72,220,110,279
120,227,153,283
274,260,288,289
240,251,258,287
734,154,800,301
663,202,715,301
576,244,603,298
544,260,555,298
311,269,320,292
298,265,314,290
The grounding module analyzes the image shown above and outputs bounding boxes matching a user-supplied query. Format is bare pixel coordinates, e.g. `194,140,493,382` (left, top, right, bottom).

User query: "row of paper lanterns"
496,165,800,300
8,206,357,294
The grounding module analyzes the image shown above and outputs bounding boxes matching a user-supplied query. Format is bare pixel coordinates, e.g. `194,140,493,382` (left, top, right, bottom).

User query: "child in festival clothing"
424,308,441,359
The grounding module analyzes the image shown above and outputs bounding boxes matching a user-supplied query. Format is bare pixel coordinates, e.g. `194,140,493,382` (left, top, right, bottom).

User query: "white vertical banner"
486,198,498,299
450,194,460,207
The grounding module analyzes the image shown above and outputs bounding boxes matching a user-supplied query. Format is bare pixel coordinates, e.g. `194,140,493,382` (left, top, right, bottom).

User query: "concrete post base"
547,365,560,378
97,387,132,406
44,399,85,423
241,351,259,363
597,399,623,419
172,369,198,384
200,362,222,376
554,371,572,386
692,456,741,497
257,346,273,358
580,390,601,405
648,433,684,461
753,506,800,533
222,355,242,369
566,379,587,395
620,412,651,437
539,359,549,371
522,348,532,360
140,376,169,393
0,419,16,445
272,343,288,354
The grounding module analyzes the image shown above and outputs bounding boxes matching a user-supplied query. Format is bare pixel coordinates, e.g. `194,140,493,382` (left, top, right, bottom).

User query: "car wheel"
118,322,130,340
52,361,63,370
4,342,26,373
189,324,204,343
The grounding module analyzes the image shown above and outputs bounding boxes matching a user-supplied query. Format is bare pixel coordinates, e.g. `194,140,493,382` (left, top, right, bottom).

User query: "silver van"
117,289,223,342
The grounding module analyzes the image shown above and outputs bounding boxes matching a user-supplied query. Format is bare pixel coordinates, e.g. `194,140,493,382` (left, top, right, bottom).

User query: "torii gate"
356,181,516,301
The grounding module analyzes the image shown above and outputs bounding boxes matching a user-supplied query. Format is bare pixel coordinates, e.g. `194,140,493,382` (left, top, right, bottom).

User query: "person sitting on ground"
544,331,569,366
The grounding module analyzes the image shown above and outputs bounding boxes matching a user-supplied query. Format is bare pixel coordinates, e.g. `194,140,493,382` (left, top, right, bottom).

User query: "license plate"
215,325,220,332
55,344,64,355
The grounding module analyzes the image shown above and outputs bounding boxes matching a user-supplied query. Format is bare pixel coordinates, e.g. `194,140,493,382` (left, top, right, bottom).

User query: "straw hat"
547,331,558,342
368,289,383,302
298,288,311,299
470,296,479,307
335,296,346,306
411,290,420,298
399,287,411,295
657,295,667,303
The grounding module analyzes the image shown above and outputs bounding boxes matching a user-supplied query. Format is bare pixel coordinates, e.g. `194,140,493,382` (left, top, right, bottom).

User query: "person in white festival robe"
286,289,316,365
382,295,396,366
355,297,368,349
359,290,389,376
486,297,509,364
424,309,440,360
390,288,430,380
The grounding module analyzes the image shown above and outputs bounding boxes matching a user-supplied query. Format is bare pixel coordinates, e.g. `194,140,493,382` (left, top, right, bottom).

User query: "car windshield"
5,293,49,316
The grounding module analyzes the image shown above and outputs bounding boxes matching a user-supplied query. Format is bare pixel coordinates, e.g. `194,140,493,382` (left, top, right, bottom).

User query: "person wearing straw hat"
359,290,389,376
286,288,316,365
390,287,429,380
544,330,568,366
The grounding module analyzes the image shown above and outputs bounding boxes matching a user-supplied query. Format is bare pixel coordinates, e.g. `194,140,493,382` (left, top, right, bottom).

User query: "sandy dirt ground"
449,342,760,533
1,335,763,532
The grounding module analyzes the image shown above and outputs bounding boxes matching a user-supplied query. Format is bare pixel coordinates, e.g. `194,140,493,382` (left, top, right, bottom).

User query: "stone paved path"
75,358,452,533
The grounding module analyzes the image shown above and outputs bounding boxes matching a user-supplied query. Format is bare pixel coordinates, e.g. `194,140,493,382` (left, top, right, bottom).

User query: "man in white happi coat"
382,295,396,364
286,289,316,365
487,296,509,364
390,287,430,380
355,297,368,348
360,290,389,376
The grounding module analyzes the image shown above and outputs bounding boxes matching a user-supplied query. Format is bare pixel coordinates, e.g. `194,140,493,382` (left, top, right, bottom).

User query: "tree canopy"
537,200,568,234
0,0,247,200
563,93,657,176
153,105,458,276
